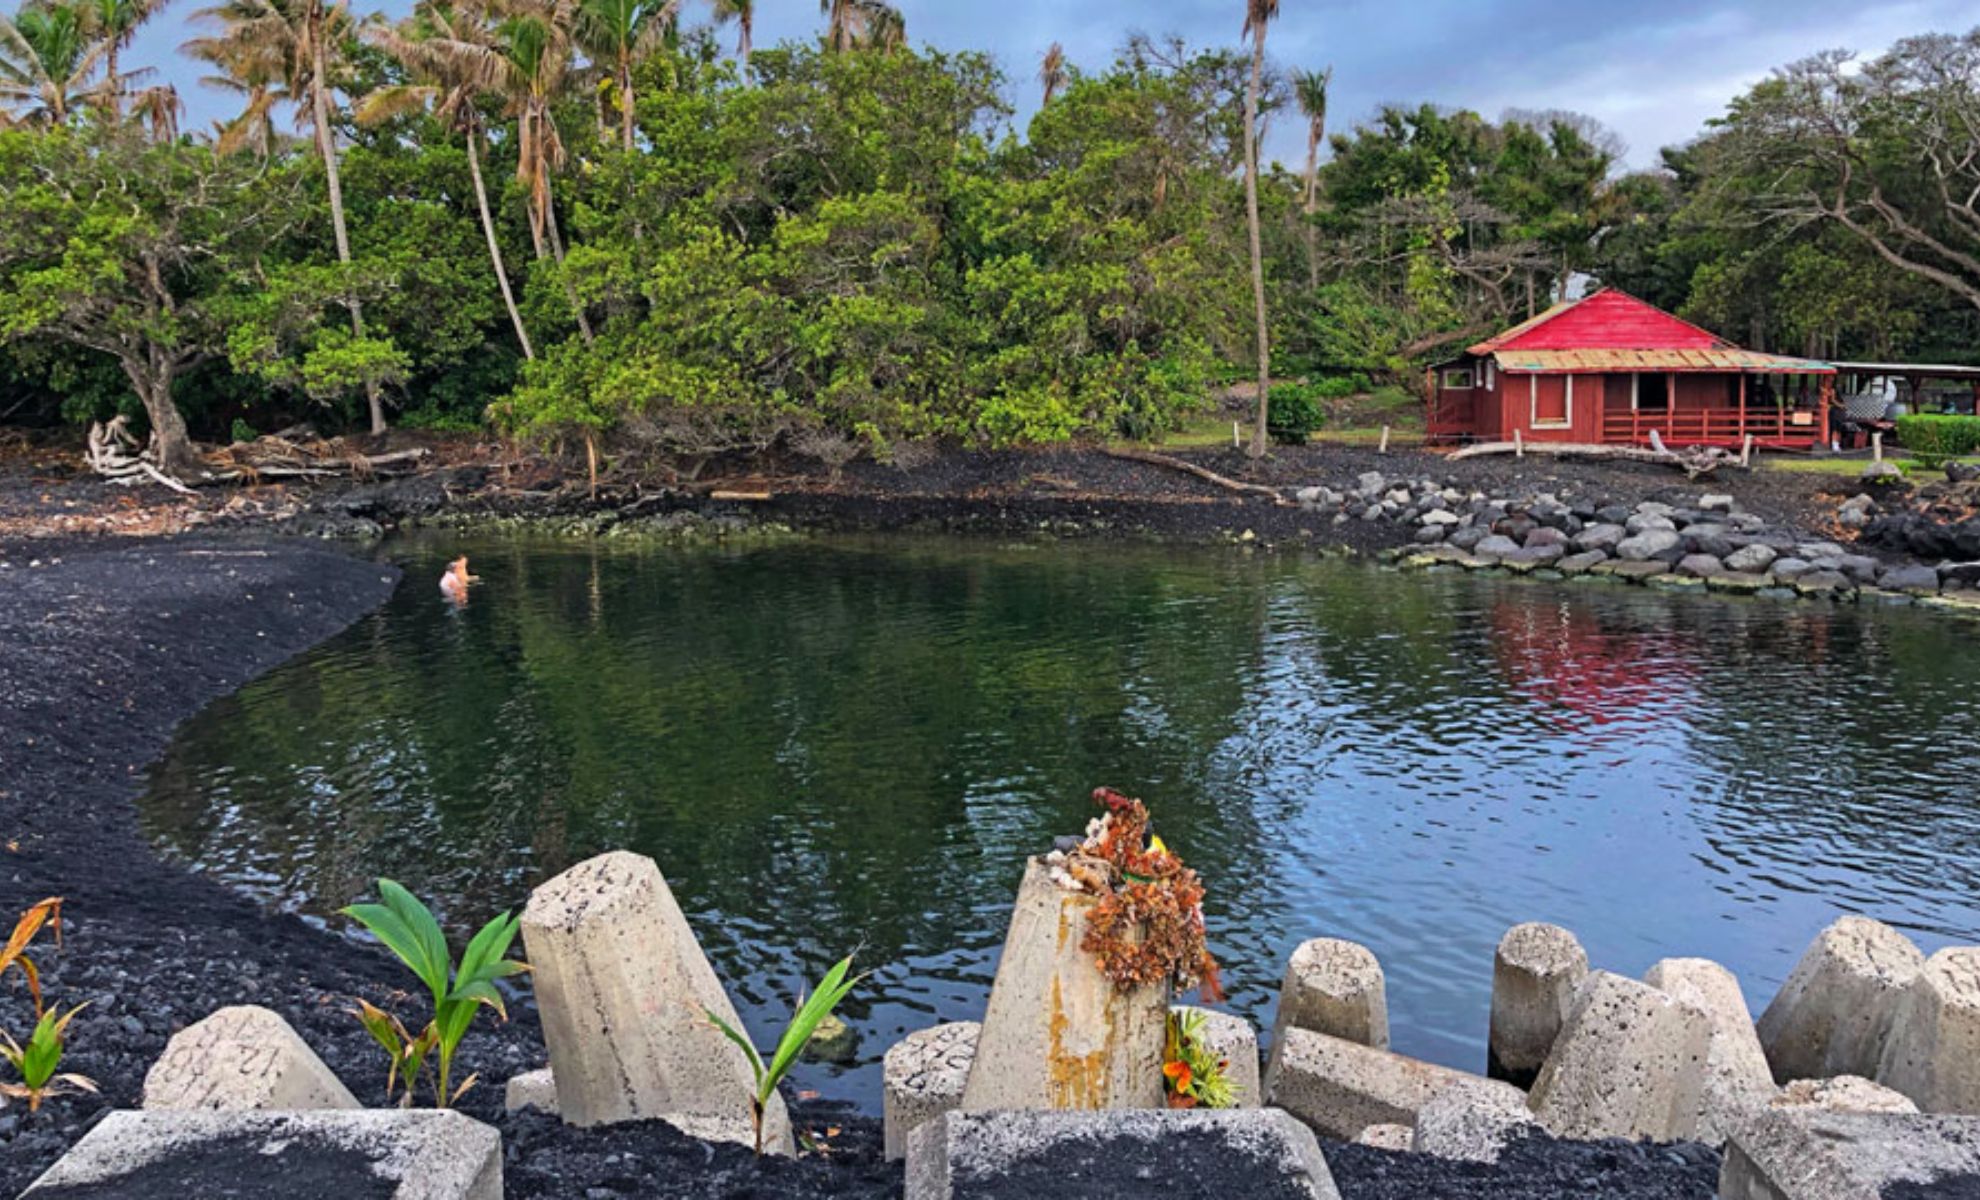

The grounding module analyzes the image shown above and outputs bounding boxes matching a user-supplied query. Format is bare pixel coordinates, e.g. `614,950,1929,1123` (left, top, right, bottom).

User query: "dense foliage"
1895,414,1980,464
0,2,1976,470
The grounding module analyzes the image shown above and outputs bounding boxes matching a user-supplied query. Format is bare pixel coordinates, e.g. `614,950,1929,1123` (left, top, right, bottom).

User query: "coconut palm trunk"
617,49,633,150
1242,6,1275,459
308,14,384,434
466,127,533,360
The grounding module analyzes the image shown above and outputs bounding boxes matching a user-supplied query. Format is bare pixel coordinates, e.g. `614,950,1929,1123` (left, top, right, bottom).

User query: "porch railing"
1601,407,1820,447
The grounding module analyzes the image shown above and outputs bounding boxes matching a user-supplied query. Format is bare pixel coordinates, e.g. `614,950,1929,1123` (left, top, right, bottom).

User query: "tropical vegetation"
0,6,1975,477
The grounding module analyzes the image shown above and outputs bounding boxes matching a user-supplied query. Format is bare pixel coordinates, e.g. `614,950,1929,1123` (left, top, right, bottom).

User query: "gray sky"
111,0,1979,169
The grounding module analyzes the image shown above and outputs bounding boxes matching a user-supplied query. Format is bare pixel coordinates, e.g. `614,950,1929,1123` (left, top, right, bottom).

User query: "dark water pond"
139,533,1980,1112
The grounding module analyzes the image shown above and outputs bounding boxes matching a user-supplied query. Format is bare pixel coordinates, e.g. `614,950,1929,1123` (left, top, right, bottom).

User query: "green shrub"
1896,414,1980,464
1267,383,1325,445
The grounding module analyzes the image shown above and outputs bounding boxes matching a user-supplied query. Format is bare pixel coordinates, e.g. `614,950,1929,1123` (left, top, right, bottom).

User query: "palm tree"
363,2,535,362
1241,0,1277,459
819,0,856,52
710,0,751,61
858,1,902,52
185,0,391,434
572,0,673,151
1293,66,1329,288
79,0,167,116
1038,41,1065,107
0,3,108,126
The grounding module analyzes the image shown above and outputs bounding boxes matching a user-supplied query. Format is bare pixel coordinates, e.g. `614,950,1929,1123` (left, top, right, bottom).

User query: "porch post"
1738,374,1747,442
1821,376,1835,449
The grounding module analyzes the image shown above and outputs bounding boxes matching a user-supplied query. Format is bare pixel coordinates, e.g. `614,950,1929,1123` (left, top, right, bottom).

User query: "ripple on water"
138,534,1980,1111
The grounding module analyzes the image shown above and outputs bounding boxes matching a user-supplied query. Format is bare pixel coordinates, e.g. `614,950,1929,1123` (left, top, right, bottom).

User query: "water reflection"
138,534,1980,1111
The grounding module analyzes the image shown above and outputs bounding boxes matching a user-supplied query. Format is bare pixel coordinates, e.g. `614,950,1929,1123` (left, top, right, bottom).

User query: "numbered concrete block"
1271,938,1390,1056
142,1005,358,1112
21,1110,501,1200
1264,1026,1474,1141
1175,1006,1262,1109
1877,947,1980,1114
884,1022,980,1161
1720,1110,1980,1200
520,850,791,1154
1488,923,1588,1088
960,858,1168,1112
906,1109,1342,1200
1528,970,1712,1142
1411,1076,1541,1164
1644,957,1774,1144
1756,916,1922,1084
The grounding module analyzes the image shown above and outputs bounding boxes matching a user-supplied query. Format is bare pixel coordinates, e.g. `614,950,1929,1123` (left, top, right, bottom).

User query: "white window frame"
1441,366,1475,390
1484,361,1496,391
1530,374,1573,429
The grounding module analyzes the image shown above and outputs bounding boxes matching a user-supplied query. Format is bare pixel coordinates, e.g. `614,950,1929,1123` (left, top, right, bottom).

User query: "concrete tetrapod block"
1527,970,1712,1142
1264,1026,1475,1140
1355,1123,1412,1150
1755,916,1923,1084
141,1005,359,1112
1488,923,1588,1088
1271,938,1390,1055
21,1109,501,1200
1719,1110,1980,1200
1175,1005,1263,1109
1773,1076,1917,1115
884,1022,981,1161
1644,957,1775,1144
905,1108,1342,1200
960,858,1167,1112
1410,1076,1541,1164
1877,946,1980,1114
519,850,792,1154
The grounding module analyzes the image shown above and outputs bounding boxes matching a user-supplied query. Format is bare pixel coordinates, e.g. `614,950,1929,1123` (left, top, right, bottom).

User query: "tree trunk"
1243,24,1272,460
127,359,201,479
619,55,635,152
1303,125,1319,290
468,129,533,360
106,43,121,118
310,21,385,435
543,186,595,343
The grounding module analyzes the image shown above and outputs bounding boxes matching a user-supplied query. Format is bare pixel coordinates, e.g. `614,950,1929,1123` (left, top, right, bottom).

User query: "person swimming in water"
440,556,479,605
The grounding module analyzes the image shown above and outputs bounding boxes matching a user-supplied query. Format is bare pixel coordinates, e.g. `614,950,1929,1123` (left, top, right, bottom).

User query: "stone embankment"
1295,470,1980,613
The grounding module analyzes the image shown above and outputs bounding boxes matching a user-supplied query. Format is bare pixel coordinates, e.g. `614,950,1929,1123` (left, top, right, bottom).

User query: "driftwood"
1103,447,1291,504
1447,435,1738,480
85,417,430,488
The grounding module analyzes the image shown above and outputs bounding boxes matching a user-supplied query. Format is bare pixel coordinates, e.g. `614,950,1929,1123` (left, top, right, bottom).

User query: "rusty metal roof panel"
1491,348,1835,374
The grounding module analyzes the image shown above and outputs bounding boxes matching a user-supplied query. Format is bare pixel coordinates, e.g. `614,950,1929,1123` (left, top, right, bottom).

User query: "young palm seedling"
342,880,528,1107
1,897,64,1014
706,953,864,1156
0,1003,97,1112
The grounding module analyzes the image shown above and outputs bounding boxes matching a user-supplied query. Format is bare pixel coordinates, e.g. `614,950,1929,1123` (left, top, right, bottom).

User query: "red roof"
1470,290,1729,354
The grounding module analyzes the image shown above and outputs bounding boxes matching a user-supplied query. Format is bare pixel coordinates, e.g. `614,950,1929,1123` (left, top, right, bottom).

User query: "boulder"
1473,535,1523,559
1795,570,1855,597
1677,553,1726,579
1557,550,1609,575
1700,494,1737,512
1775,1075,1917,1115
1420,508,1460,527
885,1023,980,1160
1501,544,1565,568
1527,971,1711,1142
1836,554,1885,585
1862,459,1906,485
1940,562,1980,586
20,1110,501,1200
1524,526,1568,549
906,1108,1342,1200
1265,1026,1473,1141
1571,523,1626,553
1878,564,1942,594
1410,1076,1541,1164
1271,938,1390,1054
1177,1006,1262,1109
1488,922,1588,1088
520,850,791,1152
1685,527,1738,559
1877,947,1980,1114
1643,958,1774,1144
1626,513,1678,535
962,858,1167,1112
1447,524,1490,552
1725,544,1778,574
142,1005,358,1113
1769,557,1814,582
1756,916,1923,1084
1355,1123,1413,1150
1356,471,1386,496
1720,1110,1980,1200
1616,529,1683,562
1595,559,1671,580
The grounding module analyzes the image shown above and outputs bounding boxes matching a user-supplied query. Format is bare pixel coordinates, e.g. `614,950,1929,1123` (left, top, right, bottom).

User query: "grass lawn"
1146,386,1426,450
1760,456,1976,478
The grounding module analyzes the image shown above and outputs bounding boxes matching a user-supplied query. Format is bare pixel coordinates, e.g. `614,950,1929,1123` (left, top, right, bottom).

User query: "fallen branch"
1103,447,1291,504
85,419,431,490
1446,437,1737,480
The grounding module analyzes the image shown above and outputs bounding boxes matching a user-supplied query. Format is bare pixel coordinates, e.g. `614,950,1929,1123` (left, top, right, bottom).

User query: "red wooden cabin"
1426,290,1836,450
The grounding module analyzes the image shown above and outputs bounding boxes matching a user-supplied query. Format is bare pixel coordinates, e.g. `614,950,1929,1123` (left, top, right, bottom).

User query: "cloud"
116,0,1977,168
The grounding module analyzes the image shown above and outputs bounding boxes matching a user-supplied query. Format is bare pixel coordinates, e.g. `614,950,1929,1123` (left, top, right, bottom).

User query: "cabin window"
1442,367,1474,390
1636,373,1672,410
1531,375,1572,428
